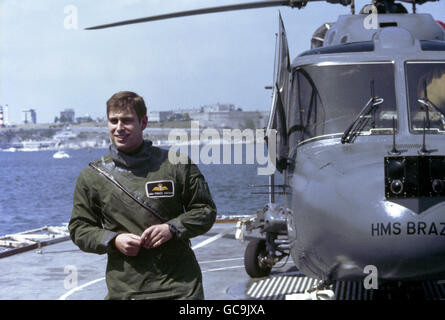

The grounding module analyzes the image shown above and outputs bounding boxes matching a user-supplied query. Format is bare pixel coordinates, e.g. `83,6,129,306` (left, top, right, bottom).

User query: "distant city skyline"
1,0,445,124
0,101,268,125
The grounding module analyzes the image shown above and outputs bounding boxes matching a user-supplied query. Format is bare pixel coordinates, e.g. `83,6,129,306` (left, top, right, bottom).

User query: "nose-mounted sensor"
385,155,445,213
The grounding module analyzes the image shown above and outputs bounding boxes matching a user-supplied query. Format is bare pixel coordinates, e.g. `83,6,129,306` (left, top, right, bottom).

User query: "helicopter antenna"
370,79,375,127
389,116,401,155
422,80,431,129
418,116,438,155
419,117,429,154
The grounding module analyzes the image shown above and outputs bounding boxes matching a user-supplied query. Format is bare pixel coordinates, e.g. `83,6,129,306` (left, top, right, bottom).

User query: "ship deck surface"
0,222,444,300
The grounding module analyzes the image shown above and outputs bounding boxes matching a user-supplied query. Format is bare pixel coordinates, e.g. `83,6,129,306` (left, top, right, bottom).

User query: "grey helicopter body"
87,0,445,285
279,10,445,281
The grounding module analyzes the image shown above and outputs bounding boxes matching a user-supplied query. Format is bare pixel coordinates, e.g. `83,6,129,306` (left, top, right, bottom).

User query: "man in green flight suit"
69,91,217,300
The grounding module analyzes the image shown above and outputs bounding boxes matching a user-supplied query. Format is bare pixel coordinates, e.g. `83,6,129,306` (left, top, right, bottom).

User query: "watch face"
168,224,179,238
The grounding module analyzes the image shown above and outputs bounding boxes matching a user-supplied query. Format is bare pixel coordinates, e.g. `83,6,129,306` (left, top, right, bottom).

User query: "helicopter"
86,0,445,292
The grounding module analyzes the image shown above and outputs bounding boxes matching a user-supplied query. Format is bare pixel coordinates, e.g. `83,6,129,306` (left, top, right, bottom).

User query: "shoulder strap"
88,161,166,223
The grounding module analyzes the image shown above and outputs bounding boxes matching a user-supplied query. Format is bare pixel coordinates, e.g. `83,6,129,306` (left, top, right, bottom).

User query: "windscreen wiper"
418,98,445,123
341,96,384,144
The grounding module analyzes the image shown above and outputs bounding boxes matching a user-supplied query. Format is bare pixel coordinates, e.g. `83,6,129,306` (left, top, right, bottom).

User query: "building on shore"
200,103,235,113
60,109,75,123
190,103,268,129
0,106,4,128
189,109,268,129
76,115,94,124
0,105,10,127
147,111,173,123
22,109,37,124
148,103,269,129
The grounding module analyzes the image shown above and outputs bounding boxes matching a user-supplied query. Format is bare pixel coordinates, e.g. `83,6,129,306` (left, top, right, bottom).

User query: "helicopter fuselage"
283,15,445,281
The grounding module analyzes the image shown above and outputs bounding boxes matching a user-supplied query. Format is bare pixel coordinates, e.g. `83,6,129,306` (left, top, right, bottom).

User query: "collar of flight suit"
109,140,154,169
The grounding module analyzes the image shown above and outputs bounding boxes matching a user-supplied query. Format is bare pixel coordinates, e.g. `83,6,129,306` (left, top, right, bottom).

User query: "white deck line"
191,226,237,250
202,265,245,273
58,225,239,300
199,257,244,264
58,277,105,300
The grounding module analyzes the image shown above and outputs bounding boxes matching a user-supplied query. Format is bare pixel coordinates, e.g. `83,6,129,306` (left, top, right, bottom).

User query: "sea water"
0,145,280,235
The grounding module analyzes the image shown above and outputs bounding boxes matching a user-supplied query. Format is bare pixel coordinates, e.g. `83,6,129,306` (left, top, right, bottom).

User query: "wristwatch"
168,224,180,239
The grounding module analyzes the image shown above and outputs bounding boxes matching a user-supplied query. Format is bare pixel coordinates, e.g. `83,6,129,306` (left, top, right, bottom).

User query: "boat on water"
52,150,70,159
53,130,77,140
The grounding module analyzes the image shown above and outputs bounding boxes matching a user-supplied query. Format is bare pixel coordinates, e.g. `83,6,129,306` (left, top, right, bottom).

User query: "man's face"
108,107,147,153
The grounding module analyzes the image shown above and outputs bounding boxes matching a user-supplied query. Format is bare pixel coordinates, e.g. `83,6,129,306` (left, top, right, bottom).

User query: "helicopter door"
266,12,291,173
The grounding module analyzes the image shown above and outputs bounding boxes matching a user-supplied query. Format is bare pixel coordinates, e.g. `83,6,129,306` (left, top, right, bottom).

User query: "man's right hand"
114,233,142,256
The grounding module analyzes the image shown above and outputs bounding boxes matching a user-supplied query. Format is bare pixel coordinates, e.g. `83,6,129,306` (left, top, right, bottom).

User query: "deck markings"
266,277,283,299
58,277,105,300
250,279,265,297
245,276,325,299
249,279,265,297
191,226,238,250
263,277,279,298
199,257,244,264
202,265,245,273
246,281,258,296
281,276,294,298
58,226,240,300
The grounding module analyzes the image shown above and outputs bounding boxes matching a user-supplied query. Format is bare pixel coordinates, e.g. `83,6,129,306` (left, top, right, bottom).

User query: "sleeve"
166,160,217,240
68,168,119,254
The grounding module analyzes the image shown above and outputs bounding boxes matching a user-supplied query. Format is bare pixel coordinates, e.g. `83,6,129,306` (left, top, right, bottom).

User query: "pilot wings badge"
145,180,175,198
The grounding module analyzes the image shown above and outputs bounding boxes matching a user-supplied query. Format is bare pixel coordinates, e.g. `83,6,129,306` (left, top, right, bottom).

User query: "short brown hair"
106,91,147,121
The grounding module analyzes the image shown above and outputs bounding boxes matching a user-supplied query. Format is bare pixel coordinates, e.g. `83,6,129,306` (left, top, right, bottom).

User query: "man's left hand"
141,224,173,249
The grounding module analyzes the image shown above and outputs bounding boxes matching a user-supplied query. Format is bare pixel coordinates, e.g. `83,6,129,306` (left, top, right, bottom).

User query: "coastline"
0,124,265,152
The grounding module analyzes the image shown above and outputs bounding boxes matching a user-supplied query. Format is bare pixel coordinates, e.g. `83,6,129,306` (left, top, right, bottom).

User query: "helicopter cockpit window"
289,62,397,143
406,62,445,134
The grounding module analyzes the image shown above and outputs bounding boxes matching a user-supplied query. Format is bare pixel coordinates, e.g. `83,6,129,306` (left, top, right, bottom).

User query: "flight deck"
0,222,444,300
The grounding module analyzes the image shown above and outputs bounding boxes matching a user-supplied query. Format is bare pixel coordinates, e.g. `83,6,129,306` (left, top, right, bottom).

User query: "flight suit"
69,141,217,299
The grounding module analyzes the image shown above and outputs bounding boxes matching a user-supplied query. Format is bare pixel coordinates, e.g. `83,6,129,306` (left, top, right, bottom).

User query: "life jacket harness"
89,161,166,224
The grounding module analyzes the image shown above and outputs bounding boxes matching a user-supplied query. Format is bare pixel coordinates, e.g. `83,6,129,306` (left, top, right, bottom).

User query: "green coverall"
69,141,217,299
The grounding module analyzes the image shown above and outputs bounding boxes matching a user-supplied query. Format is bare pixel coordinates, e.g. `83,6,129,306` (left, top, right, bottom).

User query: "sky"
1,0,445,124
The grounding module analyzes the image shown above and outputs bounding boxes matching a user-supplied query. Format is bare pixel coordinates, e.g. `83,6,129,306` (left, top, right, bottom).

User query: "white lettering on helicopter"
371,222,445,236
363,5,379,30
168,121,277,175
63,5,78,30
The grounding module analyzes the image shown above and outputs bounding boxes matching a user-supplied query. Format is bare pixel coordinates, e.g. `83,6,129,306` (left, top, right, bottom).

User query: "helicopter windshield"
406,62,445,134
289,62,397,142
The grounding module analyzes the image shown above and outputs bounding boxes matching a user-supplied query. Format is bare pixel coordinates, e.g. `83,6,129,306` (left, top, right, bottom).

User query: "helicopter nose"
290,144,445,281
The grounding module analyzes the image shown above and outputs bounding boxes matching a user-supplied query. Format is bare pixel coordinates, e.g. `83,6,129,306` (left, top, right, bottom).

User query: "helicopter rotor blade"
86,0,310,30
